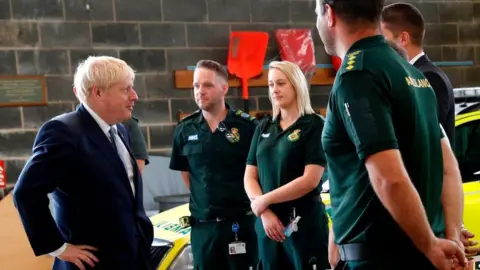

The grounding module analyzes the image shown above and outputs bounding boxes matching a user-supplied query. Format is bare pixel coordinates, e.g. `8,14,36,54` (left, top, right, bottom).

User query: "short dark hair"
381,3,425,46
195,60,229,82
321,0,385,26
386,40,408,60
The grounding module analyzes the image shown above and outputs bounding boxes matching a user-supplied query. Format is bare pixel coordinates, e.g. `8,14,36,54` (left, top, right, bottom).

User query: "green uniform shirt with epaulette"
322,35,445,246
247,114,327,212
122,116,149,165
169,104,258,220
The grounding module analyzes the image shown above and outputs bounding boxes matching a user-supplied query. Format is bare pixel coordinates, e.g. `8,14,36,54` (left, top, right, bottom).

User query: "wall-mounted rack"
176,108,327,122
174,67,336,89
174,61,473,90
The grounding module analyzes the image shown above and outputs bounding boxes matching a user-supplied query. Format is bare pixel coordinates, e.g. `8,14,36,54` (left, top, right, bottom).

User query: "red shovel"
227,31,269,113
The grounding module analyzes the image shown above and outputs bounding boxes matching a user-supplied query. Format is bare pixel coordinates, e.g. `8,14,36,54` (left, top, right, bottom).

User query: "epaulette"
234,109,259,123
179,110,200,123
338,50,364,76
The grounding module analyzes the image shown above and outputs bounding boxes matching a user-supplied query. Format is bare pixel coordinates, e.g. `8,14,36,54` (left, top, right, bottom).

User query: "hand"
57,244,99,270
424,238,466,270
250,195,270,216
452,259,475,270
260,210,285,242
460,228,480,258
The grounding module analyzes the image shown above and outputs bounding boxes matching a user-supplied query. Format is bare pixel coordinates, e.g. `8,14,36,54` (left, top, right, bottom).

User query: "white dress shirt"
409,51,425,65
49,104,135,257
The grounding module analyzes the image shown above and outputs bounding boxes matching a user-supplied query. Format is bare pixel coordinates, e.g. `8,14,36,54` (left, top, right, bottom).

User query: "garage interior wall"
0,0,479,186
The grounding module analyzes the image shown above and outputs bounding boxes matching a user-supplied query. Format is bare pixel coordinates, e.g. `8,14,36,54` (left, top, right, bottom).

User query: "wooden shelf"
174,68,336,89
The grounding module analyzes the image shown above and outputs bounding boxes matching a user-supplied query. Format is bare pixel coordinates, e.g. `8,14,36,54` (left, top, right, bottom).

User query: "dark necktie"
108,127,118,152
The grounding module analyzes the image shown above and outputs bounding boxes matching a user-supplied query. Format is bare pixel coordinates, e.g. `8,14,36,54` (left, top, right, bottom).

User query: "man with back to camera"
314,0,466,269
380,3,456,150
13,56,154,270
381,3,480,261
169,60,259,270
122,116,149,175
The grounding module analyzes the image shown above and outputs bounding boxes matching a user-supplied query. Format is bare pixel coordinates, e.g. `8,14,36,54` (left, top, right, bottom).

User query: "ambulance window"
455,120,480,183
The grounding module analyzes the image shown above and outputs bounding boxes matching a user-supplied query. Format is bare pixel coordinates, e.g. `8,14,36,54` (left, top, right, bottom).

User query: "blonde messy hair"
268,61,315,120
73,56,135,103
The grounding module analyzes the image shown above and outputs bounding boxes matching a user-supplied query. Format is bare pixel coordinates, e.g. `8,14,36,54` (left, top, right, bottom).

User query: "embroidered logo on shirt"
225,128,240,143
188,134,198,141
288,129,301,142
261,133,270,138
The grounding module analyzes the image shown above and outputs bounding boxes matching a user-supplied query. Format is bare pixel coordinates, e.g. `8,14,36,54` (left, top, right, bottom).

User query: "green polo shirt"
169,104,258,220
322,35,445,246
122,116,149,165
246,114,326,211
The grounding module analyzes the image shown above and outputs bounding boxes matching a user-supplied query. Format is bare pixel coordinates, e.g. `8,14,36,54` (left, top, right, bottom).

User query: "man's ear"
222,83,229,96
398,31,410,47
91,86,104,100
325,4,335,28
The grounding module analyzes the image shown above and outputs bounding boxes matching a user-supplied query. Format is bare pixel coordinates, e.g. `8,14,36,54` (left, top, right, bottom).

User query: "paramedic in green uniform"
122,116,149,174
315,0,466,269
169,60,258,270
244,60,329,270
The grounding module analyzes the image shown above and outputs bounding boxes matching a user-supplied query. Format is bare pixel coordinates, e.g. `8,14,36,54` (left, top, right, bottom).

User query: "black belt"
179,211,253,228
339,243,377,261
338,243,435,269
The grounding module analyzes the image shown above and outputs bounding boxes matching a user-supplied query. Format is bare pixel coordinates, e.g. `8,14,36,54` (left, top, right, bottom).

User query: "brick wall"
0,0,479,185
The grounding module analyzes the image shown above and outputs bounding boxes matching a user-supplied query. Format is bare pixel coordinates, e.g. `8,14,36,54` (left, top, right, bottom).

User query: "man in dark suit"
380,3,455,150
13,56,154,270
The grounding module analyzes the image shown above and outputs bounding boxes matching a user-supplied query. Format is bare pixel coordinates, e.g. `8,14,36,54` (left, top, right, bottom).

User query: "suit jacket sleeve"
13,120,77,256
423,71,449,125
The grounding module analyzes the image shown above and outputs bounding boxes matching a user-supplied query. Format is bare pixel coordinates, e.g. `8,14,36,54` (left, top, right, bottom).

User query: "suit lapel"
77,106,134,199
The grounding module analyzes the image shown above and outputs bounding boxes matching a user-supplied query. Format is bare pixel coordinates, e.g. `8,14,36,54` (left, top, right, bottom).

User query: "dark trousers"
255,201,329,270
190,214,258,270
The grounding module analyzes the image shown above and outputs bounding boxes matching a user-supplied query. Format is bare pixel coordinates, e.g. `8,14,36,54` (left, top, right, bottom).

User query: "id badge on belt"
228,222,246,255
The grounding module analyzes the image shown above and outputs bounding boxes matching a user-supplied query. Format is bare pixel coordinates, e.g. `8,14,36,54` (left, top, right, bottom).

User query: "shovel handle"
242,78,249,113
243,98,249,113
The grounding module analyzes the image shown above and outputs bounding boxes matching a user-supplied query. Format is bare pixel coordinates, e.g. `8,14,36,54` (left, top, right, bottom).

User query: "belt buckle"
179,216,191,228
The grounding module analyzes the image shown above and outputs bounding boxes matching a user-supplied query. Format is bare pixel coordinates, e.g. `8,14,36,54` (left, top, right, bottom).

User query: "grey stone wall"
0,0,479,185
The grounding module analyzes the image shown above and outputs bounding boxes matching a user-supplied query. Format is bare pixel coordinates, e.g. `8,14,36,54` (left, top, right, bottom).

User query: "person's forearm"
263,175,318,205
328,225,340,266
136,159,146,175
181,172,190,190
442,173,464,240
370,177,436,253
244,177,263,201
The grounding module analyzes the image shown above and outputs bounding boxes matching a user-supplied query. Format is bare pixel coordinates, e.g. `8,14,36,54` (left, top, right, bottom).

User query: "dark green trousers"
190,214,258,270
255,201,329,270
